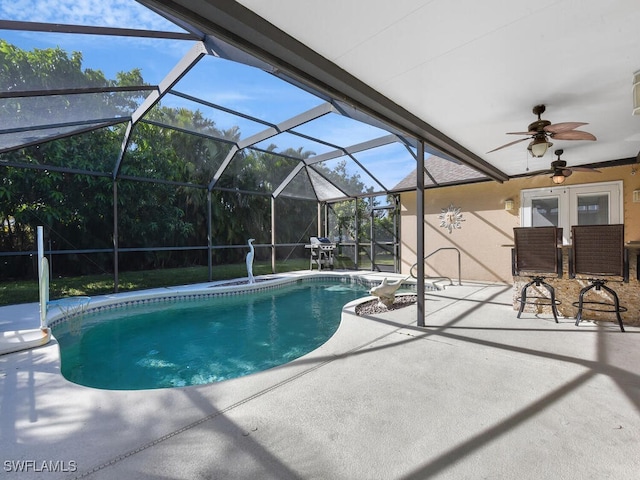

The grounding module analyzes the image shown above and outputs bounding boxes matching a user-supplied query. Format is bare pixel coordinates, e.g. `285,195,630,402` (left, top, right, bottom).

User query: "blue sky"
0,0,190,84
0,0,418,189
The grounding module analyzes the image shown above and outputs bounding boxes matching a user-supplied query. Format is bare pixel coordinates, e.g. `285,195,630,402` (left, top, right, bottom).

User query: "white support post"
37,226,44,274
37,226,46,329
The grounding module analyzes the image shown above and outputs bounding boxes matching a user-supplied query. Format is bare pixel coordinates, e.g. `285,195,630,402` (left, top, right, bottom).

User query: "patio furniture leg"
516,279,533,318
540,281,559,323
518,276,558,322
600,283,625,333
575,283,595,327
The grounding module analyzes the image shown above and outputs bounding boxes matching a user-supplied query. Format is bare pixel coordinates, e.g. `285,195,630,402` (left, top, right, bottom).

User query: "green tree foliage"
0,39,106,91
0,40,145,277
0,40,143,128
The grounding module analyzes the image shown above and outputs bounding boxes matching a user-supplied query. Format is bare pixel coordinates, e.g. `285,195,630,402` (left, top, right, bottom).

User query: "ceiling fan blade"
551,130,596,141
525,169,553,178
568,166,601,173
544,122,588,133
505,131,536,136
487,137,530,153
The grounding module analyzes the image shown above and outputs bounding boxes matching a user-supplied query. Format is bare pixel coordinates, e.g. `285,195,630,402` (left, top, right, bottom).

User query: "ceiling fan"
487,104,596,157
528,149,601,184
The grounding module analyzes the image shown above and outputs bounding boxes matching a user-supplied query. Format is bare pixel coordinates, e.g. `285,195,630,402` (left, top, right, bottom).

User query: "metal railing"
410,247,462,286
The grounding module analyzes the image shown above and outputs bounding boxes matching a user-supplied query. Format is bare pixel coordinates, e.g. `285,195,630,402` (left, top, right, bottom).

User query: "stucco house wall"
399,163,640,283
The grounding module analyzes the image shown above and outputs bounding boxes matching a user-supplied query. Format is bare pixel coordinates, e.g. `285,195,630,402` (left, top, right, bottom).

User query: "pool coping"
44,270,417,329
46,270,417,390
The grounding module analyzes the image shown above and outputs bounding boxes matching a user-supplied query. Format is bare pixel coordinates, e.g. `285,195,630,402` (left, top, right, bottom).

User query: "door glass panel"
531,198,559,226
577,194,608,225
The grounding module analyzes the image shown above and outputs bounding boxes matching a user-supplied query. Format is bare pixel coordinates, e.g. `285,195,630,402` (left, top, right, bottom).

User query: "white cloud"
207,90,255,106
0,0,180,31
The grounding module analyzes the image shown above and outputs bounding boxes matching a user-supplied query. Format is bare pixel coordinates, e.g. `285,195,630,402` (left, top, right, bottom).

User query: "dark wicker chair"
571,224,627,332
513,227,563,322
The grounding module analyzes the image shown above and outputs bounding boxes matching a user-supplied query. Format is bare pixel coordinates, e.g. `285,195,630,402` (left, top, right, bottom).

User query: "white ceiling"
234,0,640,178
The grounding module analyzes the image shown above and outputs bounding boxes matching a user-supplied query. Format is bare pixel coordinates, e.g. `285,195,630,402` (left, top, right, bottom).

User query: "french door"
521,181,622,244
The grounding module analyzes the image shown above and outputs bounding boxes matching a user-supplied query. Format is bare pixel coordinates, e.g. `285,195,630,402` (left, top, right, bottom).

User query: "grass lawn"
0,259,309,307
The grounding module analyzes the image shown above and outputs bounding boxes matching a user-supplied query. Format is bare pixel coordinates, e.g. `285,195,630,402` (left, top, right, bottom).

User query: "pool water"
53,280,369,390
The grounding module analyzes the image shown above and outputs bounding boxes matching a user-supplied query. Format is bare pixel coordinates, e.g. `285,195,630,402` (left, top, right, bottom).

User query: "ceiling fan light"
530,137,550,157
551,171,566,184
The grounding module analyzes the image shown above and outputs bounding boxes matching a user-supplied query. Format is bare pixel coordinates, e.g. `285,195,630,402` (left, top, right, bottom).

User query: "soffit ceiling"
162,0,640,178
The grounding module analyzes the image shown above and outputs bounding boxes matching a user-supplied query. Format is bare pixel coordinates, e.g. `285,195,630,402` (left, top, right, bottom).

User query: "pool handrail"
410,247,462,286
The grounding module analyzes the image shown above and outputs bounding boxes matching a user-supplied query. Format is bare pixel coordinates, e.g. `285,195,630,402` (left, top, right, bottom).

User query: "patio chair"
513,227,563,322
570,224,627,332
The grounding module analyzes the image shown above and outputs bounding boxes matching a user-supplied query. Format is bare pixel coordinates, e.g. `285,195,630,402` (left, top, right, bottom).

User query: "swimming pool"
52,278,371,390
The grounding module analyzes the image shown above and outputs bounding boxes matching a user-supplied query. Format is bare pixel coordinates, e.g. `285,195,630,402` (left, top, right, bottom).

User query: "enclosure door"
326,197,399,272
371,205,398,273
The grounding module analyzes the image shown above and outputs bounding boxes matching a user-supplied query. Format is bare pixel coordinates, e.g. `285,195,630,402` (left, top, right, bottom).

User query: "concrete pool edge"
50,272,403,390
0,270,415,378
44,270,415,329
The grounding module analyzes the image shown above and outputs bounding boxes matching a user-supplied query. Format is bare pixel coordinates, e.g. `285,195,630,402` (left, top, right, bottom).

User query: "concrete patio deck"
1,276,639,479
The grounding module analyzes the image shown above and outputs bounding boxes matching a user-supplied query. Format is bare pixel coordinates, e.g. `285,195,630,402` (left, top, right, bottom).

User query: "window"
521,181,622,244
531,197,559,227
576,194,608,225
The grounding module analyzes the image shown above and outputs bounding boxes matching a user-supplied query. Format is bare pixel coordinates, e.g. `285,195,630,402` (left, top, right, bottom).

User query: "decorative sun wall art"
439,204,464,234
